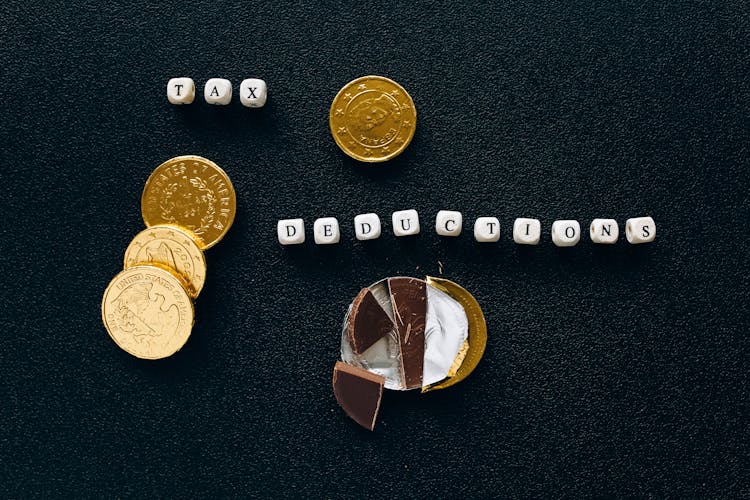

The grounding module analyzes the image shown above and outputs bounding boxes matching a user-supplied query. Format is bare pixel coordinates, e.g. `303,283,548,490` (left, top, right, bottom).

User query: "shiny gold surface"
141,156,236,250
422,276,487,392
446,340,470,379
101,266,194,360
123,225,206,298
329,75,417,163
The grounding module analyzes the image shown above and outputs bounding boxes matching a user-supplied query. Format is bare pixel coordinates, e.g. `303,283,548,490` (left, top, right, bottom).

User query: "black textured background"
1,1,748,498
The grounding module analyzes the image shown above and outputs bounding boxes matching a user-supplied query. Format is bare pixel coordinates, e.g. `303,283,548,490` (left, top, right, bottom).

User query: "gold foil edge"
422,276,487,393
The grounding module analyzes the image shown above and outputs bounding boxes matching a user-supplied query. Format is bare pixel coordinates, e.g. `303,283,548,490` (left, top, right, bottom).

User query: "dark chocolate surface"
1,1,747,497
333,361,385,431
347,288,394,355
388,278,428,389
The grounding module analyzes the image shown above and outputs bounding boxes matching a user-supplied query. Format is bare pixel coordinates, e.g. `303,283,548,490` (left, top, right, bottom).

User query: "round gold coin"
123,225,206,298
141,156,236,250
329,75,417,163
101,266,195,360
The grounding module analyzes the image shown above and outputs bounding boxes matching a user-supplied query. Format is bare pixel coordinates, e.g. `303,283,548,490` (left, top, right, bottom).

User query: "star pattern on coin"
329,77,415,162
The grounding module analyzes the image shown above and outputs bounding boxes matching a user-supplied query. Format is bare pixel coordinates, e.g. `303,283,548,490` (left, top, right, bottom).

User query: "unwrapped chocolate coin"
334,276,487,430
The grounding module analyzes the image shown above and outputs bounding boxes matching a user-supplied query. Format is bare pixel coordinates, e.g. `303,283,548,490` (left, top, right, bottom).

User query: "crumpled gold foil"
421,276,487,393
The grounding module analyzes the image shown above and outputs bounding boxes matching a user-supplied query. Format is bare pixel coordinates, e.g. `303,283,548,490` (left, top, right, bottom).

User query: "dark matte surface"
1,1,748,498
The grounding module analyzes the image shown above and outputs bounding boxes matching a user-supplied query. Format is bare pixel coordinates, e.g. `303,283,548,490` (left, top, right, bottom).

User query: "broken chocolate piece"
332,361,385,431
347,288,396,355
388,277,427,390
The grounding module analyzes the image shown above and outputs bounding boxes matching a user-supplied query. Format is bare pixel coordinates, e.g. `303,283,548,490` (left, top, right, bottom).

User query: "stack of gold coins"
101,155,236,360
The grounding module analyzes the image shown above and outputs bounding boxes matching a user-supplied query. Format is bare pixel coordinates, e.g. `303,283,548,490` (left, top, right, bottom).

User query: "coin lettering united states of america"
101,266,194,359
141,156,236,250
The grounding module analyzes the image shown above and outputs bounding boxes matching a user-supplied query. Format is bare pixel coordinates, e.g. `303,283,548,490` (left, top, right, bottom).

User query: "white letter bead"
313,217,340,244
590,219,619,244
513,218,541,245
354,213,381,241
167,78,195,104
240,78,267,108
626,216,656,244
551,220,581,247
435,210,463,236
392,210,420,237
204,78,232,105
474,217,500,242
277,219,305,245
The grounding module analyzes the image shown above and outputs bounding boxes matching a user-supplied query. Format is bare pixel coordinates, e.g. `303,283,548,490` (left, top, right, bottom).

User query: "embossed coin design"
329,76,417,163
123,225,206,298
141,156,236,250
101,266,195,360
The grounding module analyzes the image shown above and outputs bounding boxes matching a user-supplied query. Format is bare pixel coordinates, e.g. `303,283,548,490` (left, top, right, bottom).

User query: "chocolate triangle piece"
332,361,385,431
347,288,396,355
388,277,427,390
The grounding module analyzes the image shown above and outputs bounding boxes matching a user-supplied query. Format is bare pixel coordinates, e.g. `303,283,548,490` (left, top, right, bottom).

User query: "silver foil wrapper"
341,278,468,390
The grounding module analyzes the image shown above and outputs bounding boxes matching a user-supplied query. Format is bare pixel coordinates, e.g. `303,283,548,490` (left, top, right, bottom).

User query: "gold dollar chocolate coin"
102,266,195,360
123,225,206,298
329,75,417,162
141,156,236,250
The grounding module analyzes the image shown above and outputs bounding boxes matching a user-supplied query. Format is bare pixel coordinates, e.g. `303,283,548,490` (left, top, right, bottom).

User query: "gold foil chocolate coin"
101,266,194,360
123,225,206,298
141,156,236,250
329,75,417,163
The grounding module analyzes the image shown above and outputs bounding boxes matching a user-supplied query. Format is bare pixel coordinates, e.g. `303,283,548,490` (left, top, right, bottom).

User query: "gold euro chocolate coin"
141,156,236,250
123,225,206,298
102,266,195,360
329,75,417,163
